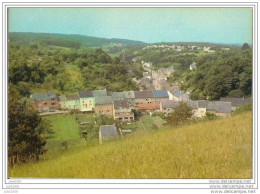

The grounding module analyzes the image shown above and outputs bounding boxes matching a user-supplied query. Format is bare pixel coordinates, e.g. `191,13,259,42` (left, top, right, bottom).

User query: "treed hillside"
9,111,252,178
8,32,145,47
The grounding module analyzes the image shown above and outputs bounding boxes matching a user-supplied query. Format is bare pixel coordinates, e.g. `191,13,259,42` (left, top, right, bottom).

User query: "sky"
8,8,252,45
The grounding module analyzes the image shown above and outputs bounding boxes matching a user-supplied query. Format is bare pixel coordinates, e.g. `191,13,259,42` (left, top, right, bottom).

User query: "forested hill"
8,32,146,48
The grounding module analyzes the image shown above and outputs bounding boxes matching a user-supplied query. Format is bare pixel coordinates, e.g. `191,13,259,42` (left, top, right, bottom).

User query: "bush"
232,104,252,115
166,102,192,127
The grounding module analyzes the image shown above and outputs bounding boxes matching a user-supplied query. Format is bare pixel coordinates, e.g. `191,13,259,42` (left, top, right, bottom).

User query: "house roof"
198,100,208,108
111,92,125,101
195,100,232,113
66,95,79,101
220,97,252,107
186,101,198,109
99,125,118,139
95,96,113,105
122,91,135,99
58,95,67,101
138,102,160,110
153,90,169,98
93,89,107,97
78,91,93,98
113,100,129,109
31,91,56,101
161,100,179,108
134,91,154,98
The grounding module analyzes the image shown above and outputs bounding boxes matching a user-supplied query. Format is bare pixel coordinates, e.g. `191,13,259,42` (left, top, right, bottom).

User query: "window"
124,117,128,120
146,99,148,101
44,102,47,105
107,110,110,113
51,102,55,105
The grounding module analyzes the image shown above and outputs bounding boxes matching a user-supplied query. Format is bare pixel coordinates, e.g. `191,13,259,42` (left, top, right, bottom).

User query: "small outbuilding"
99,125,118,144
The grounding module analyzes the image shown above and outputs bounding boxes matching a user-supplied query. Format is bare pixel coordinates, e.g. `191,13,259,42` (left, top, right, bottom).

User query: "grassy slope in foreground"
9,112,252,178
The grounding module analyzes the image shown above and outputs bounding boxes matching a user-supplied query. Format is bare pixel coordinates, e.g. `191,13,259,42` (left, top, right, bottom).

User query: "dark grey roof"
66,95,79,101
78,91,93,98
100,125,118,139
198,100,208,108
220,97,252,107
134,91,154,98
161,100,179,108
31,91,56,101
186,101,198,109
153,90,169,98
215,102,232,113
113,100,129,109
122,91,135,99
58,95,67,101
111,92,125,101
95,96,113,105
93,89,107,97
172,90,189,100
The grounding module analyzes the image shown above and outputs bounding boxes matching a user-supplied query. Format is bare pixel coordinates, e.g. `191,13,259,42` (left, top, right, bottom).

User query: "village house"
160,100,180,115
78,91,95,112
30,92,58,112
134,90,155,107
110,92,125,101
66,95,80,110
153,90,169,102
58,95,67,110
113,100,134,122
99,125,118,144
170,90,190,102
186,100,232,118
122,91,136,108
93,89,107,97
137,102,160,113
94,96,114,117
220,97,252,110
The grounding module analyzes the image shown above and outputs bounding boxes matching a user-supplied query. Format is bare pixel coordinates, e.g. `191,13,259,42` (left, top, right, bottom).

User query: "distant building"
58,95,67,110
66,95,80,110
170,90,190,102
134,91,154,106
153,90,169,102
78,91,95,112
137,102,160,113
220,97,252,110
160,100,180,115
30,92,58,112
95,96,114,117
113,100,134,122
99,125,118,144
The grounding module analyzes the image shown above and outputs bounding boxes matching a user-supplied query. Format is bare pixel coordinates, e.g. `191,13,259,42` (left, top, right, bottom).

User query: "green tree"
8,84,49,166
166,102,192,127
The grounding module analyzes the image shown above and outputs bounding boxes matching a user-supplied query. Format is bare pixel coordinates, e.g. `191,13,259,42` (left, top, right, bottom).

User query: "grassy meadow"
44,114,80,141
9,111,252,179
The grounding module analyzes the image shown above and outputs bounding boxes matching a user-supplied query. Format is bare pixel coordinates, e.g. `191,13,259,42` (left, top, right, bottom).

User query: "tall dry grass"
9,111,252,179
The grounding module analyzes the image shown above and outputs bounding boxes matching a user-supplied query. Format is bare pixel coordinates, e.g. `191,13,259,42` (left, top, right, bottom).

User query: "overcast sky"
8,8,252,45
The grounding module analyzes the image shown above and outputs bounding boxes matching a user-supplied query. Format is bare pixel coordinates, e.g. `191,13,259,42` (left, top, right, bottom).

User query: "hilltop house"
58,95,67,110
113,100,134,122
111,92,125,101
99,125,118,144
30,92,58,112
78,91,95,112
66,95,80,110
134,91,154,106
95,96,114,117
122,91,135,108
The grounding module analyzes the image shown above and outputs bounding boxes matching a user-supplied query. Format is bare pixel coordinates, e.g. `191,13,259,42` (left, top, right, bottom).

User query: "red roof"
137,102,160,110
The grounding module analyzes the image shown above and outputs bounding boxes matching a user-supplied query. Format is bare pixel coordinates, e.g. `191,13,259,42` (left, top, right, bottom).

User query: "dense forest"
8,33,144,96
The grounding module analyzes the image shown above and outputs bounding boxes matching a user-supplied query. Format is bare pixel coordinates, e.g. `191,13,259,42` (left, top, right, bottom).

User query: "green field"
45,114,80,141
136,115,165,130
9,111,252,178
